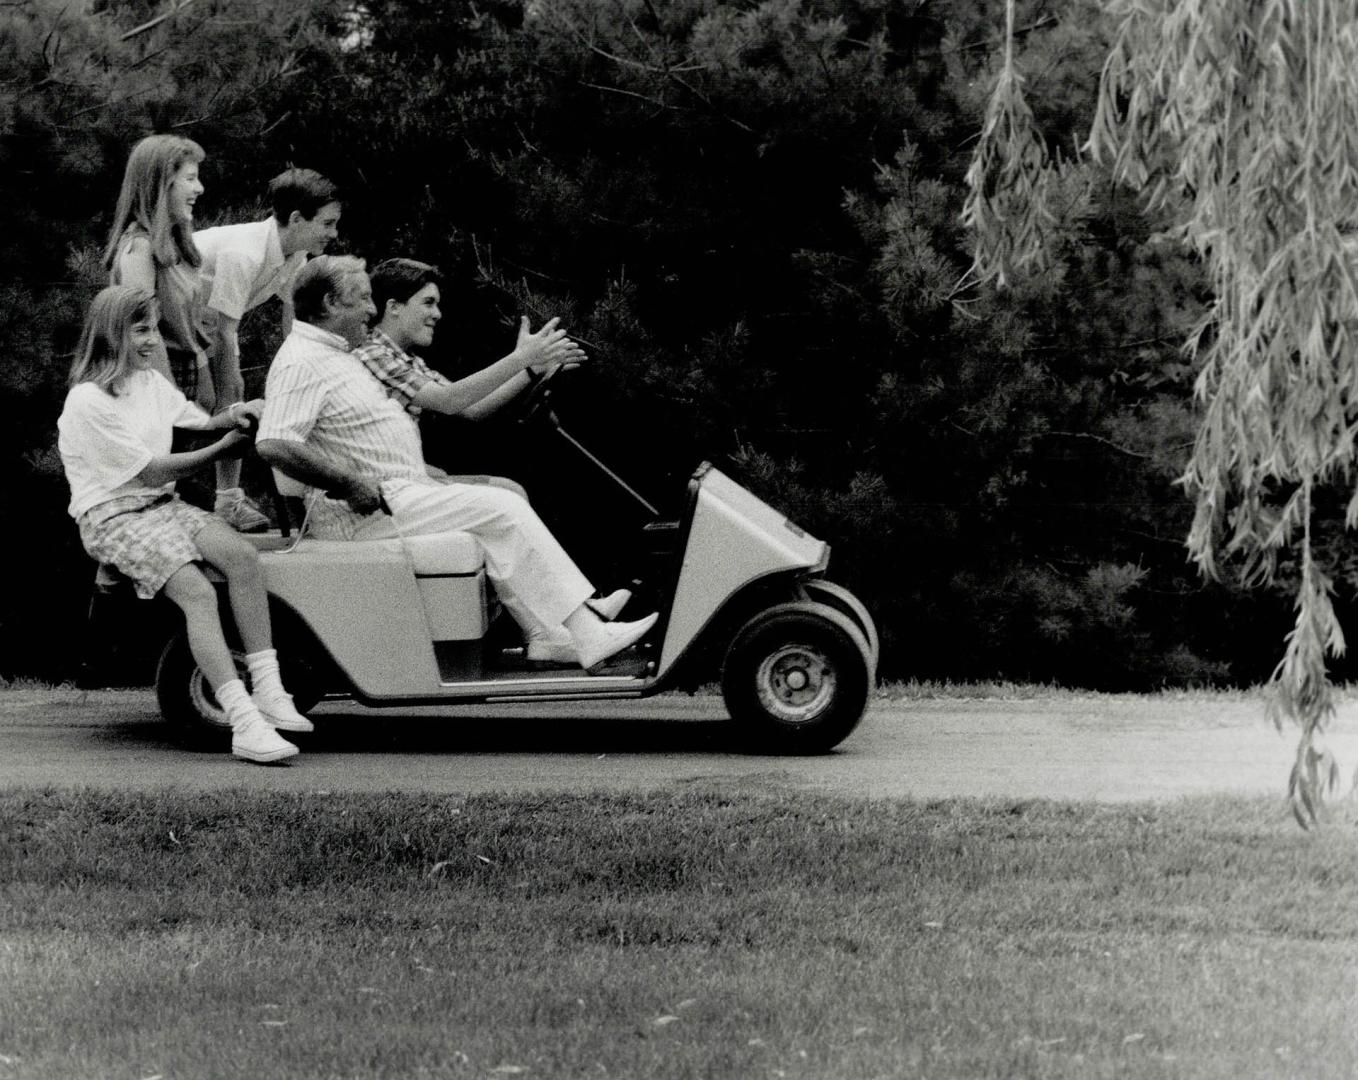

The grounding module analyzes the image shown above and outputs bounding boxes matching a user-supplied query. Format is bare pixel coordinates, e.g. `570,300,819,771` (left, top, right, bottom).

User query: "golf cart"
154,370,880,753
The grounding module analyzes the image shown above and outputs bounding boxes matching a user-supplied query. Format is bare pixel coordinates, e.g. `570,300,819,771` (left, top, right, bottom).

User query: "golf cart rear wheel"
155,632,322,745
154,633,236,747
721,601,871,754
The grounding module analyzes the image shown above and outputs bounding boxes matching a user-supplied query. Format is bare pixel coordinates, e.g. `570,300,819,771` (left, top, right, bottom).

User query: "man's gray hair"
292,254,367,324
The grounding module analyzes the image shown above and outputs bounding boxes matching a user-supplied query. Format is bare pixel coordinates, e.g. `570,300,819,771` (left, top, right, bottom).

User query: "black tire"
721,601,872,754
154,631,325,744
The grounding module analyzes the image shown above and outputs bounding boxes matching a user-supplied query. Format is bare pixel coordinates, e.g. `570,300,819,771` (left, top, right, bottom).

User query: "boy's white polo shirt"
194,217,307,321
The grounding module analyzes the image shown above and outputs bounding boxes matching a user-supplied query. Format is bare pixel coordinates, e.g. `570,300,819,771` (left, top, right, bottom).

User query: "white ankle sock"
216,678,261,730
215,486,243,507
245,648,288,700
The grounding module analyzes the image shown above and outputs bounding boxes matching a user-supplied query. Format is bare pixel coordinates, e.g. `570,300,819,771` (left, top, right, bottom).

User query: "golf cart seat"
266,467,482,571
279,532,483,575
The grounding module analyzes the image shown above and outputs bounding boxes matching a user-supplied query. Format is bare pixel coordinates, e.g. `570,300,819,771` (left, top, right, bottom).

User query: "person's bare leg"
194,521,313,733
193,520,271,653
161,563,237,688
160,563,297,761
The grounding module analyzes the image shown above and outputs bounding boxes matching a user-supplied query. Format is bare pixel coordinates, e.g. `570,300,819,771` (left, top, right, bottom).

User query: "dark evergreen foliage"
0,0,1291,685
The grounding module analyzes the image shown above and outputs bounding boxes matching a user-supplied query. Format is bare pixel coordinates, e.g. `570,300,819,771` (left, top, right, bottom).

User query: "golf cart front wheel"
721,601,871,754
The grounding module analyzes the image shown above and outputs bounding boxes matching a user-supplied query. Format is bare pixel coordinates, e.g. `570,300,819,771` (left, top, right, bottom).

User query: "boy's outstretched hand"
515,315,588,374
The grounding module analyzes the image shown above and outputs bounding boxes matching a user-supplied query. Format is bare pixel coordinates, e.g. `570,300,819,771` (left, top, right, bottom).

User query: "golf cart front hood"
659,465,829,674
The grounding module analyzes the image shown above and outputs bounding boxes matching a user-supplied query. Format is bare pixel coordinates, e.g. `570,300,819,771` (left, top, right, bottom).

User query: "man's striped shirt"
259,320,433,539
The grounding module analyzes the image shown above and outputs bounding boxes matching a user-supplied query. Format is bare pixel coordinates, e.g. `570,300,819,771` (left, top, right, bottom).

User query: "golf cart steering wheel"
516,362,568,423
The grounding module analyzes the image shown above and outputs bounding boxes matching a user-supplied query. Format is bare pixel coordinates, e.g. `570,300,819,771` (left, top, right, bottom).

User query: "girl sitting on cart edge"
57,284,310,764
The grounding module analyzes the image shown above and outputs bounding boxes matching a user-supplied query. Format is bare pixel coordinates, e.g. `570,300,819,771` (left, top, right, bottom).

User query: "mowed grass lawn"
3,790,1358,1080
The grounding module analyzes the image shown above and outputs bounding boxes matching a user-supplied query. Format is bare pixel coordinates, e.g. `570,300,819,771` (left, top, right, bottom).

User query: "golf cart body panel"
260,534,486,698
656,466,829,676
254,464,831,703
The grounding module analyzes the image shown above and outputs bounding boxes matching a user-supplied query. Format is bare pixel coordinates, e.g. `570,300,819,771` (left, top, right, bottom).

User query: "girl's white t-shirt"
57,368,211,519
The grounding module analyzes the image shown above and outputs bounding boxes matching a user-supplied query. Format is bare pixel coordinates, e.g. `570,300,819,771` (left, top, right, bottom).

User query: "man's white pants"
356,478,594,630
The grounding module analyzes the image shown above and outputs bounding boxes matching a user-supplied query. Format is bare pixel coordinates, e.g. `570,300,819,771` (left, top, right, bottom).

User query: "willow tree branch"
1046,430,1152,459
120,0,202,41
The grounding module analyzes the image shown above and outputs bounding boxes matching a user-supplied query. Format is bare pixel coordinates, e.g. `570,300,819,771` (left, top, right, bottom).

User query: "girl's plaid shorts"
78,494,217,599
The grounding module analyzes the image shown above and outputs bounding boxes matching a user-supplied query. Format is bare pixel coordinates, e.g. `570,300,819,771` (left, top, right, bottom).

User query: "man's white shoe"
573,612,659,670
253,691,315,733
232,717,299,763
586,589,632,621
526,634,577,664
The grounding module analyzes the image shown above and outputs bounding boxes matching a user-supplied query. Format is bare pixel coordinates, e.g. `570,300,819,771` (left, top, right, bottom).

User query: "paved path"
7,688,1358,801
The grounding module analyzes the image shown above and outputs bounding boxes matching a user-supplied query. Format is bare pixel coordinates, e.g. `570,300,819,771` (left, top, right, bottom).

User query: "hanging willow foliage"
968,0,1358,824
960,0,1055,287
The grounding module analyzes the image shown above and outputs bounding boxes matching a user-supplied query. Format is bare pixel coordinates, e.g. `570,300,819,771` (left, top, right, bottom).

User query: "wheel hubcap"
756,643,835,724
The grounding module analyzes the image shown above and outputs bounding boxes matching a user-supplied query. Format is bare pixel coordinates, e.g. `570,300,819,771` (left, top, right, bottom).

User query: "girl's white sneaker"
253,690,315,733
232,717,300,763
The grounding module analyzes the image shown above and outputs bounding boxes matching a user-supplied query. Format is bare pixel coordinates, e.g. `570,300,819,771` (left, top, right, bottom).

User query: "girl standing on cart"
104,133,268,532
57,285,309,763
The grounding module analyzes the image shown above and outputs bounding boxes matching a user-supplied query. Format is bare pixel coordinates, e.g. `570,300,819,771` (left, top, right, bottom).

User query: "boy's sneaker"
253,690,315,733
215,491,270,533
231,717,299,764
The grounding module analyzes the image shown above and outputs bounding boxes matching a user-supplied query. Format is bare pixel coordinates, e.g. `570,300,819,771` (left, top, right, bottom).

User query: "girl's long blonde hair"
102,134,204,271
69,286,159,396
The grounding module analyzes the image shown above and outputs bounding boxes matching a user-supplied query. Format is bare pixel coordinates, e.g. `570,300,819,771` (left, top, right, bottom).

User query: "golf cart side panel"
658,467,828,675
260,542,452,696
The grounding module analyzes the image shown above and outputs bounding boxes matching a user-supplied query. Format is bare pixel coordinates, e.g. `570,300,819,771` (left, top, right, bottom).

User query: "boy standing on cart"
194,168,342,532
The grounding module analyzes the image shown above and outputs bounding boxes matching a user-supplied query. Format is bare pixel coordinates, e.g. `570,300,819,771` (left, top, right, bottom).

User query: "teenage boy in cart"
353,257,587,496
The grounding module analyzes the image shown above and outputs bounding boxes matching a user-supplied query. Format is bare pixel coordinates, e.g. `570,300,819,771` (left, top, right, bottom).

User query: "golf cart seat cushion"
393,532,483,576
290,532,483,575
